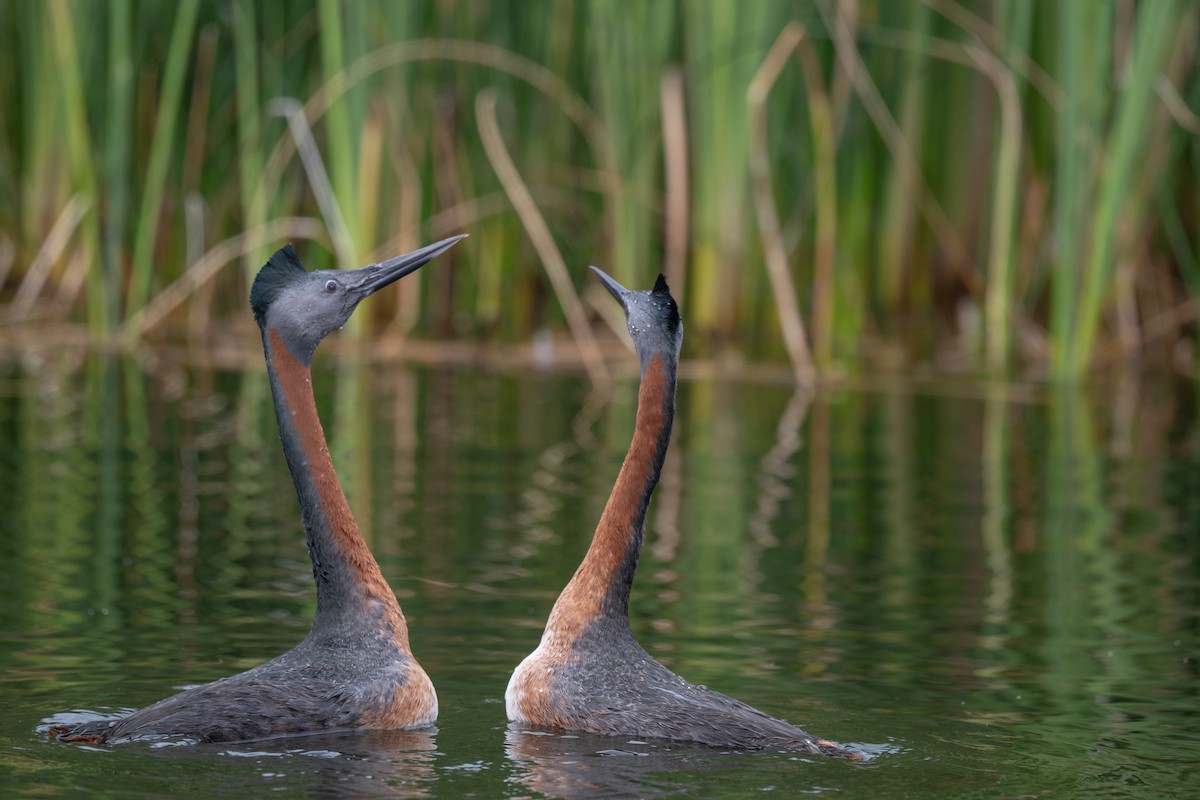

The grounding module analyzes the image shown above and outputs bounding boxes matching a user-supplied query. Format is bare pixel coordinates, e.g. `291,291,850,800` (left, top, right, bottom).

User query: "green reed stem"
1070,0,1182,379
47,0,103,331
797,30,837,371
233,0,266,282
1050,1,1110,379
128,0,200,316
317,0,358,265
102,0,132,332
876,0,930,318
585,2,673,288
970,42,1021,374
1,1,1196,373
686,0,765,336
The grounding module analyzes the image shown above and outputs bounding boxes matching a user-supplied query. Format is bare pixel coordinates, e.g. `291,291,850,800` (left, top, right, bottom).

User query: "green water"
0,354,1197,798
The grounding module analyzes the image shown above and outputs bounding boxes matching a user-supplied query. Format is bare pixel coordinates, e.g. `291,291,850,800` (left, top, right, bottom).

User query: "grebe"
52,235,465,744
506,267,858,758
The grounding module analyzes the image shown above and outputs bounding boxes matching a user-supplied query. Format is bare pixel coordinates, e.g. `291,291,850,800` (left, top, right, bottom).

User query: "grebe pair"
52,241,855,759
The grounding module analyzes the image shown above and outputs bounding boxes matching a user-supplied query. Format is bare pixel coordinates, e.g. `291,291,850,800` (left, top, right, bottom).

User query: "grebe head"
589,266,682,364
251,235,467,361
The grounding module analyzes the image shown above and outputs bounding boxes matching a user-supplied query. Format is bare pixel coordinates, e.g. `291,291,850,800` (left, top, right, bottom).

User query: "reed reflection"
504,385,610,564
747,386,813,550
803,391,836,643
6,354,1200,796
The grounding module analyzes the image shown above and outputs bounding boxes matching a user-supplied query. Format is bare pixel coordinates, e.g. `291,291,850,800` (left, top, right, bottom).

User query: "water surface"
1,353,1197,797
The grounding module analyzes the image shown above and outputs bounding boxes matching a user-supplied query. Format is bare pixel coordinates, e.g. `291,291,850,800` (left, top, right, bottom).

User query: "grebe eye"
325,280,338,293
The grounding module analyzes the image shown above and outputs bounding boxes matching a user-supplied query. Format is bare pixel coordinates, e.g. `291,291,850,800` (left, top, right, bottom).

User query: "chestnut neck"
548,351,677,638
261,326,409,644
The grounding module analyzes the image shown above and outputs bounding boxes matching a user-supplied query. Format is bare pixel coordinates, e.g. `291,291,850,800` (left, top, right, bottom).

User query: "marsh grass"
0,0,1197,382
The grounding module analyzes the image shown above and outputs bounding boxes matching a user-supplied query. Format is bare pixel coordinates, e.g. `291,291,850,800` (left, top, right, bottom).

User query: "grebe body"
53,236,464,744
506,268,856,759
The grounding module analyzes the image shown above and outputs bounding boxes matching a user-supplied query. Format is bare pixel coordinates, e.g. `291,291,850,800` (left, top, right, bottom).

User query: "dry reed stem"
126,216,326,337
858,26,1063,119
184,192,205,266
10,194,89,321
817,0,980,298
371,194,510,265
375,191,514,337
476,89,609,388
1141,296,1200,345
923,0,1064,109
660,66,689,299
1114,248,1141,357
183,192,213,342
1157,14,1200,134
269,97,356,270
257,39,619,258
54,248,90,319
1156,76,1200,132
748,22,816,386
829,0,859,141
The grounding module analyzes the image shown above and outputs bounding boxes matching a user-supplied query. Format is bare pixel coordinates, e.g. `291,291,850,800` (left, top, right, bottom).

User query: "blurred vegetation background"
0,0,1196,381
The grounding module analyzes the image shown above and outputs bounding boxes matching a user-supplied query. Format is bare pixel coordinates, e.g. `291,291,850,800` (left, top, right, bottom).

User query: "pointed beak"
352,234,468,296
589,265,628,306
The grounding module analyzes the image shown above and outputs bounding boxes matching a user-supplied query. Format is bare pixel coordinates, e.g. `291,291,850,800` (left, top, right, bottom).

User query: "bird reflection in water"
504,724,734,800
